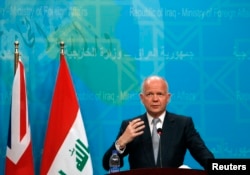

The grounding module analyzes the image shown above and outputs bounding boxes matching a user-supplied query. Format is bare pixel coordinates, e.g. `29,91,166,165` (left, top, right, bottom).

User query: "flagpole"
60,41,65,56
14,41,19,74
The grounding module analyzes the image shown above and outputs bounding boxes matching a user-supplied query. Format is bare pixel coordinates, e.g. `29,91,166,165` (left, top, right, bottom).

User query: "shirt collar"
147,111,166,126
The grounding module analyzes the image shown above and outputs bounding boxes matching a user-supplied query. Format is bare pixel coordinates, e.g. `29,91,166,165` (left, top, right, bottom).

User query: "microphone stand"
157,128,163,168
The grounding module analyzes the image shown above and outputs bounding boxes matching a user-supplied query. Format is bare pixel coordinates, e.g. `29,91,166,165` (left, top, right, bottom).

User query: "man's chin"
149,110,163,117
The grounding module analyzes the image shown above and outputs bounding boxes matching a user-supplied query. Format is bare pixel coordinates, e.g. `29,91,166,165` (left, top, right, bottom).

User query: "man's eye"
146,93,153,97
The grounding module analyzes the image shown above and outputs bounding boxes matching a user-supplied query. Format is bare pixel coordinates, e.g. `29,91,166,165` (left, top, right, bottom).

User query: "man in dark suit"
103,75,214,171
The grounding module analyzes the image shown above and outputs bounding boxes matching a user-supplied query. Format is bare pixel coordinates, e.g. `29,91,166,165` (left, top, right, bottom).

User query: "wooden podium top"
108,168,207,175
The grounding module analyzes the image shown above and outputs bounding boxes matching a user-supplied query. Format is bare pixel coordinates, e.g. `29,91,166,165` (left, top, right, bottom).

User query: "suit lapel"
160,112,175,163
140,114,156,166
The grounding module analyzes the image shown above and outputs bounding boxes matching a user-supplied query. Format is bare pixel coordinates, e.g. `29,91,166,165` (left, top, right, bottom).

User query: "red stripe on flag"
40,54,78,174
19,62,27,140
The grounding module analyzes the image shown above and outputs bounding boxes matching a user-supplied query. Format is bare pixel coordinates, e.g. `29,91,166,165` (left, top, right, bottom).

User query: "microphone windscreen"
157,128,162,135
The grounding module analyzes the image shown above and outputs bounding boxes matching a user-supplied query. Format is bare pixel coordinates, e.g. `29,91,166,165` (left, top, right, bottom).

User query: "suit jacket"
103,111,214,171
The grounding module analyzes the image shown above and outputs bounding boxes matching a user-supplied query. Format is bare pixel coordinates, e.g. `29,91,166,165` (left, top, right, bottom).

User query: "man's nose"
152,94,159,100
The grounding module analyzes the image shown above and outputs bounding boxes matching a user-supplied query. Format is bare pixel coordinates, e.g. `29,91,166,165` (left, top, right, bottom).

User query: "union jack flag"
5,60,35,175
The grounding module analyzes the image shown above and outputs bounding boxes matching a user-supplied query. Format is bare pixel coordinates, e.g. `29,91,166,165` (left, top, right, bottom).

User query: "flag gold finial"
60,41,65,55
14,41,19,74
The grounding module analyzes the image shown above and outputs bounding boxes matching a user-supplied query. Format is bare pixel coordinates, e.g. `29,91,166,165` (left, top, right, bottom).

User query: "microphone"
156,124,163,168
157,128,162,135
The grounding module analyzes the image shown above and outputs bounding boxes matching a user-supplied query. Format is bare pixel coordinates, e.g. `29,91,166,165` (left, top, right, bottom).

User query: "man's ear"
167,93,171,104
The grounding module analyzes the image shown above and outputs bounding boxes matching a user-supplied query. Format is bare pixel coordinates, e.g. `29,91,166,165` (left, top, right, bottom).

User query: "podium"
109,168,207,175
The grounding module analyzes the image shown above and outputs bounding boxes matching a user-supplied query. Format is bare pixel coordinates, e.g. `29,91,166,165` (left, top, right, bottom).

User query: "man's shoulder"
166,111,191,121
122,113,146,123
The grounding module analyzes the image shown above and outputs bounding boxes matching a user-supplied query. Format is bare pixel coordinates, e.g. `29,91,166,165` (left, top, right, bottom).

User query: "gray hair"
141,75,169,93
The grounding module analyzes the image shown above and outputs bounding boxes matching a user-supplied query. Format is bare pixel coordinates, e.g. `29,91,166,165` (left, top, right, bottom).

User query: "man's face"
140,78,171,117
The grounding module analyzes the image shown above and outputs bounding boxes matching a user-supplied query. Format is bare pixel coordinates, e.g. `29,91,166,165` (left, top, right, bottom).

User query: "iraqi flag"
5,60,35,175
40,54,93,175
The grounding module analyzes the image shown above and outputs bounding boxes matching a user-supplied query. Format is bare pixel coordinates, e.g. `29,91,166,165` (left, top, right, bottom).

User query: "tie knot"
152,118,160,125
